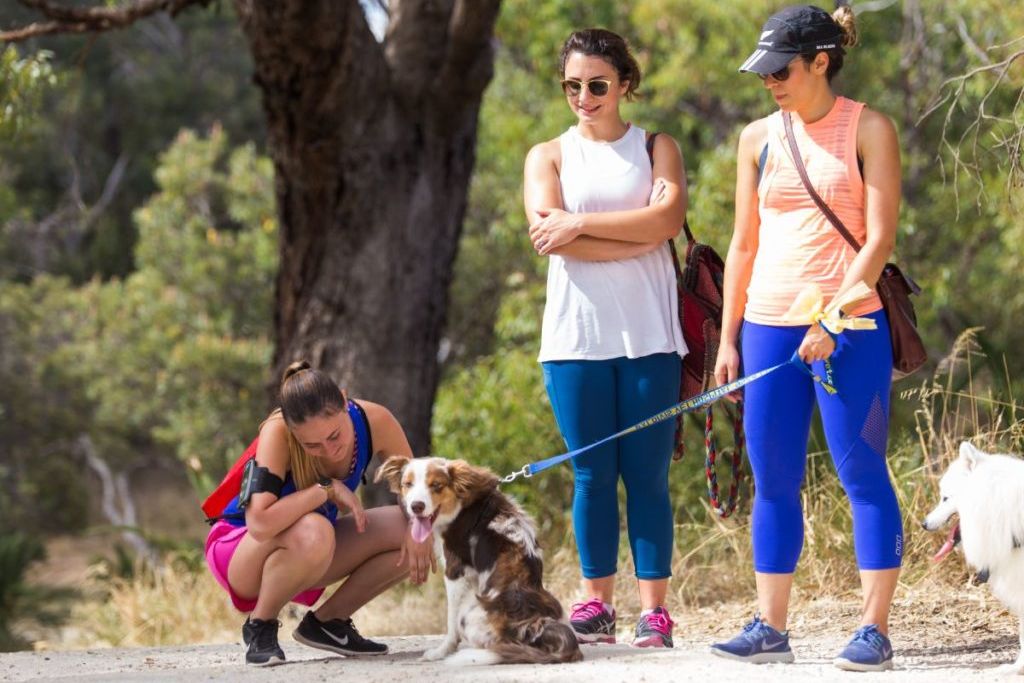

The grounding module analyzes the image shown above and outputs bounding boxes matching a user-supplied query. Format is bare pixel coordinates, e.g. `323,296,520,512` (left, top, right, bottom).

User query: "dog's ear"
374,454,411,493
447,459,499,501
959,441,984,470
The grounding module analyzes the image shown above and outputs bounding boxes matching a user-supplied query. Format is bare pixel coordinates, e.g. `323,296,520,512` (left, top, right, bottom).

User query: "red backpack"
201,437,259,522
644,134,725,400
647,132,743,518
670,224,724,399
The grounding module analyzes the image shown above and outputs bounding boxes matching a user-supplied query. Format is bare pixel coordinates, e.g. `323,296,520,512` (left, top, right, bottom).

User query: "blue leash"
500,352,835,484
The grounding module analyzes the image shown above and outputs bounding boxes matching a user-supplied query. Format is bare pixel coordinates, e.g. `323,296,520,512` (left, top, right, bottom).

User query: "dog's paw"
422,642,456,662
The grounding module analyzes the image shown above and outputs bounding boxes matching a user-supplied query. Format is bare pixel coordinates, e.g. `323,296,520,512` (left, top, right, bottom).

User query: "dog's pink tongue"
933,522,959,562
411,516,433,543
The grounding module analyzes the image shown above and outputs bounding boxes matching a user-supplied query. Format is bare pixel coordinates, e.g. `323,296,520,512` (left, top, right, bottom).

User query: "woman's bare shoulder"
526,137,561,165
736,115,772,166
858,107,898,142
257,412,290,448
354,400,413,457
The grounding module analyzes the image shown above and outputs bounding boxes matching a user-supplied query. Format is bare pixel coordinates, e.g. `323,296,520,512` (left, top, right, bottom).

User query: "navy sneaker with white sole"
834,624,894,672
709,614,795,664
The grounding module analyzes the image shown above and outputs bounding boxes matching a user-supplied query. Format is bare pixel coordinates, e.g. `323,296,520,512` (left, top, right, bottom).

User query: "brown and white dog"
375,455,582,666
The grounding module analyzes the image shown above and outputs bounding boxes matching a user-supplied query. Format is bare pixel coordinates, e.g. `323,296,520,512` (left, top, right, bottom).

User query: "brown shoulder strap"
781,111,862,253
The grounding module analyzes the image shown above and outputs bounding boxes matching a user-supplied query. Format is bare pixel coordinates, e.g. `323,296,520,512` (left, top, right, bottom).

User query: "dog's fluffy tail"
490,619,583,665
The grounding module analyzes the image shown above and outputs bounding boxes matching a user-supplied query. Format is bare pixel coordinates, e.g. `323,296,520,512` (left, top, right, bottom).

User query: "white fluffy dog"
924,441,1024,674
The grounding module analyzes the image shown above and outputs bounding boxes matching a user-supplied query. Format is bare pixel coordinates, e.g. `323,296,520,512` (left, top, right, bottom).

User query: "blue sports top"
221,400,373,527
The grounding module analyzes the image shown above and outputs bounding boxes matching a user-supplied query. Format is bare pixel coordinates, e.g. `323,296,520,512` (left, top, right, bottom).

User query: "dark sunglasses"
561,78,612,97
758,64,794,82
757,56,808,82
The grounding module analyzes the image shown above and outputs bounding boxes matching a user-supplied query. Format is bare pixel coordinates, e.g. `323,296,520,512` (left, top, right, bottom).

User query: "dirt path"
1,629,1019,682
11,542,1023,683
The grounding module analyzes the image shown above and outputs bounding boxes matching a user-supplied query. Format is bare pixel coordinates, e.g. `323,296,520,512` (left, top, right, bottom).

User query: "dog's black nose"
920,520,928,530
411,501,425,515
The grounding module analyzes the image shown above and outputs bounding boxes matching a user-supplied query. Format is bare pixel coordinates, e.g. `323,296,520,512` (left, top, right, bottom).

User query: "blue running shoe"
834,624,894,672
709,615,795,664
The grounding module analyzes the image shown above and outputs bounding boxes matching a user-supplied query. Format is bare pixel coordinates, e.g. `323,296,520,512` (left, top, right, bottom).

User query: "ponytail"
832,5,859,48
801,4,858,82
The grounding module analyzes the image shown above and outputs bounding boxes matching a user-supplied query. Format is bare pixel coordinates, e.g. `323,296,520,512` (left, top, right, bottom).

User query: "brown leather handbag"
782,111,927,377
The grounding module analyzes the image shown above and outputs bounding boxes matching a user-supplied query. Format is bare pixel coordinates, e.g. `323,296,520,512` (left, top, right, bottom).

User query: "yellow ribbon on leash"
781,282,879,335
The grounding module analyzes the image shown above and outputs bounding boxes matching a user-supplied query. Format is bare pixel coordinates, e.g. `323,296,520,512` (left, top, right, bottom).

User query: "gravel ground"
4,583,1021,681
4,602,1019,683
1,626,1019,682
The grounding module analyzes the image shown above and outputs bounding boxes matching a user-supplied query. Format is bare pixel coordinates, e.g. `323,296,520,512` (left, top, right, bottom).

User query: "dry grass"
36,331,1024,649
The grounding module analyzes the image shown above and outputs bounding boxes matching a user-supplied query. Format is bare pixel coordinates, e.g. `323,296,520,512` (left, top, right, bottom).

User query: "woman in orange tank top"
709,5,903,672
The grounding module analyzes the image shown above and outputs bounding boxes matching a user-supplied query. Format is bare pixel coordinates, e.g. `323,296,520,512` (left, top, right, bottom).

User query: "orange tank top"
744,96,883,325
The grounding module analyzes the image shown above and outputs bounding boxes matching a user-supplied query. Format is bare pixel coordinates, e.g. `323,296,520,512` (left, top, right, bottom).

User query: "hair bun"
832,5,859,48
282,360,311,385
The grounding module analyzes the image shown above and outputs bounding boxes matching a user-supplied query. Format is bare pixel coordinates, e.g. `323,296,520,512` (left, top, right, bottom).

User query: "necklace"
345,423,359,479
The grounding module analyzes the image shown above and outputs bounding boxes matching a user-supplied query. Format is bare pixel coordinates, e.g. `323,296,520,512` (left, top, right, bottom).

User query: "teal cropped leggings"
542,352,681,580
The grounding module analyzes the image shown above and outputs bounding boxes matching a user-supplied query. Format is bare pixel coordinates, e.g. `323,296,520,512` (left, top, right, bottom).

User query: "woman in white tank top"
523,28,688,648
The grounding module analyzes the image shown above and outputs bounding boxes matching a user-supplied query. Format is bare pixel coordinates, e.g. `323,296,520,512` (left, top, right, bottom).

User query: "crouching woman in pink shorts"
204,360,435,666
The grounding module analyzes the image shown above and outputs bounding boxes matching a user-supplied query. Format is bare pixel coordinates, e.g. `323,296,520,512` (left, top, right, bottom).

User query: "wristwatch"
318,477,333,500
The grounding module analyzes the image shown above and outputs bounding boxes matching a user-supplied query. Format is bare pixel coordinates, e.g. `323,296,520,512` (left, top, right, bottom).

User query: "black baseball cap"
738,5,843,75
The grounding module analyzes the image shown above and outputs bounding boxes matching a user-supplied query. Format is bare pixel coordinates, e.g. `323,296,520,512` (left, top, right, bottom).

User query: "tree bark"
232,0,501,505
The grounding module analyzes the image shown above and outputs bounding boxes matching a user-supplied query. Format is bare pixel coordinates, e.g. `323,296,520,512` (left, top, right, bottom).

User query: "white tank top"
538,124,687,362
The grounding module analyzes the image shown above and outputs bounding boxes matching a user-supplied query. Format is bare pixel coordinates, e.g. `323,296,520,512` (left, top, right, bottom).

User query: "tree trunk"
233,0,501,505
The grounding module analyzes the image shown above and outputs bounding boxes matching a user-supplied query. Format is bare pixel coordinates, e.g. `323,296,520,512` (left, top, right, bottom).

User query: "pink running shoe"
570,597,616,644
632,606,674,648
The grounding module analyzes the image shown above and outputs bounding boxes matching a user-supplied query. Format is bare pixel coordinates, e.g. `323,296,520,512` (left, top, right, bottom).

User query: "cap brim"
738,49,796,75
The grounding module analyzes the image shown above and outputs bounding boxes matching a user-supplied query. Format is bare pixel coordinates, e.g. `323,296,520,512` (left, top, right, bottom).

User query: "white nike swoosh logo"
323,629,349,647
762,639,787,650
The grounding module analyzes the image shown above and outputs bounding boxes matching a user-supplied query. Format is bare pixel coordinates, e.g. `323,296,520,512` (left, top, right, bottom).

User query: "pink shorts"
204,520,326,613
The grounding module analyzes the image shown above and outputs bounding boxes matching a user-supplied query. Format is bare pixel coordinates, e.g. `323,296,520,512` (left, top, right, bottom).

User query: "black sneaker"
242,616,259,645
292,610,388,656
569,597,616,644
632,606,674,648
244,618,285,666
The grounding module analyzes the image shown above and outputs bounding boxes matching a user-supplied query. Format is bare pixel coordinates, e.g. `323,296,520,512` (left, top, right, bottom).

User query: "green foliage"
0,128,277,533
0,533,74,651
0,4,263,281
68,128,277,484
0,46,57,141
0,275,93,533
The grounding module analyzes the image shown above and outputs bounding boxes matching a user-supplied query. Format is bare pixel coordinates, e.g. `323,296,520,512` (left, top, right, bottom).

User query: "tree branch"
383,0,500,112
1,0,210,43
919,45,1024,211
384,0,454,101
77,434,160,566
438,0,501,100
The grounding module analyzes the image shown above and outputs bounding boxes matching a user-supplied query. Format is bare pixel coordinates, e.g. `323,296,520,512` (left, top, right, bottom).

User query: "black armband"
238,457,285,508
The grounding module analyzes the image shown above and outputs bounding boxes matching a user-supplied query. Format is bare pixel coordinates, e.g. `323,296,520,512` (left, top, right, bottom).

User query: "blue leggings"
542,353,681,580
742,309,903,573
